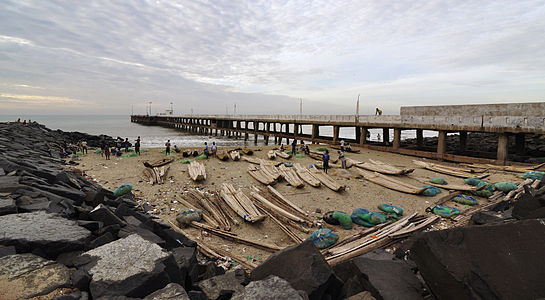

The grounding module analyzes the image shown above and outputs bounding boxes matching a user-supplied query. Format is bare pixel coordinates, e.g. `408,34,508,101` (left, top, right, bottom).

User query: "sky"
1,1,544,115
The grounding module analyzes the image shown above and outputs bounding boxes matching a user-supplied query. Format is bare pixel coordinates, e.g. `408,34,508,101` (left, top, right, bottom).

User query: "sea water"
0,115,438,148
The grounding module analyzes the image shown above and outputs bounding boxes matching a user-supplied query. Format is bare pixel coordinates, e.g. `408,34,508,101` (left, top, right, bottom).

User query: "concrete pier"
131,102,545,165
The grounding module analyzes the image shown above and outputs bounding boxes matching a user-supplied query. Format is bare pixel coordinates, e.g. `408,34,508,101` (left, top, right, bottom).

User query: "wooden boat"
142,166,169,185
241,148,254,155
143,156,175,168
413,160,488,178
331,145,360,153
275,150,291,159
308,152,323,161
248,166,276,185
308,166,344,192
314,161,342,169
355,159,414,175
216,150,229,161
267,185,310,217
293,163,321,187
277,165,304,188
229,150,240,161
267,150,277,160
220,183,266,223
462,162,545,173
410,176,485,192
356,169,427,195
250,191,306,223
188,161,206,181
260,163,281,181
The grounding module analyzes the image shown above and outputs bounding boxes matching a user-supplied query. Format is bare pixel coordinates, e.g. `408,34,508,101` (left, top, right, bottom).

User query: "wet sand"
79,145,520,265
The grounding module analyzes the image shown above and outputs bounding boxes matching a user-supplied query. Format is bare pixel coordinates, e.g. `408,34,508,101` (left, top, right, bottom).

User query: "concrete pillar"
382,128,389,145
359,127,368,145
312,124,319,144
333,126,340,144
416,129,423,148
254,134,258,144
515,133,525,155
264,135,269,145
459,131,467,153
393,128,401,150
437,130,447,156
294,124,299,138
245,133,249,141
497,133,508,162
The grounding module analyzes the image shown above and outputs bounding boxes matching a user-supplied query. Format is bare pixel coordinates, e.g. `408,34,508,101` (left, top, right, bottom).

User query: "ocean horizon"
0,114,441,148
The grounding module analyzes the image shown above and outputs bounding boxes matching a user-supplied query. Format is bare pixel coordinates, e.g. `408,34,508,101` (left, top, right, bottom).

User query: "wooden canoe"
275,150,291,159
188,161,206,181
331,145,360,153
462,162,545,173
278,164,304,188
268,150,277,160
220,183,266,223
229,150,240,161
355,159,414,175
241,148,254,155
413,160,488,178
216,150,229,161
357,169,427,195
143,156,175,168
308,166,345,192
410,176,485,192
294,163,321,187
248,166,276,185
260,163,281,181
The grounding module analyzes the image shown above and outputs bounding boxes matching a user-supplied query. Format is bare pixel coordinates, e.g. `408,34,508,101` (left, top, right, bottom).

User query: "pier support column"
382,128,389,145
459,131,467,153
245,133,249,141
311,125,319,144
333,126,340,144
393,128,401,150
359,127,368,146
416,129,423,149
437,130,447,158
497,133,508,163
515,133,525,155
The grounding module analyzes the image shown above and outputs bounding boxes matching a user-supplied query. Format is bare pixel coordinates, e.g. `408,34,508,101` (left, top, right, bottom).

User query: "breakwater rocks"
2,122,545,299
401,132,545,161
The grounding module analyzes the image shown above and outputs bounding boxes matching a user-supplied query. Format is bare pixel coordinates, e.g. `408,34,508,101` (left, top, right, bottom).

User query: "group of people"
15,118,32,125
165,140,217,158
98,136,141,160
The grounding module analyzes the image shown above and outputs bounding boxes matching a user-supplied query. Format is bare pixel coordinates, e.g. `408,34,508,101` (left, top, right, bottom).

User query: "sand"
78,144,521,265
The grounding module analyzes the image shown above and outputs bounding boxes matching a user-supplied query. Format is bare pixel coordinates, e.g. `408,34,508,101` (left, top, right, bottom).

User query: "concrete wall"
400,102,545,117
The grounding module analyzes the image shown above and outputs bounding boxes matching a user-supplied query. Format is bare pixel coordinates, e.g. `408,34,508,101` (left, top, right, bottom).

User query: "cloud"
0,0,544,115
0,93,86,105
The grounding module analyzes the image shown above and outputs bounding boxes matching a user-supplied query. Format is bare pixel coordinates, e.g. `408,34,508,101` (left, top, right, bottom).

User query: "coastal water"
0,115,438,148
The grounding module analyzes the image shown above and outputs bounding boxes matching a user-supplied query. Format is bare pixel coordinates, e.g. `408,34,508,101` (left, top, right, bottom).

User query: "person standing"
323,150,330,174
135,136,141,155
340,139,345,151
99,140,106,157
165,140,171,155
204,142,209,157
338,150,347,169
211,142,217,156
124,138,129,152
104,145,111,160
291,139,297,154
81,141,88,154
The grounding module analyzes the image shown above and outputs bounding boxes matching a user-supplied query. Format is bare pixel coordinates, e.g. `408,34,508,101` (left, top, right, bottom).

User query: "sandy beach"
78,144,521,265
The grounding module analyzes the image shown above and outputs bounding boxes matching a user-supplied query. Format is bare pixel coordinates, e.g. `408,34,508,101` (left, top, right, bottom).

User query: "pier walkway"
131,103,545,165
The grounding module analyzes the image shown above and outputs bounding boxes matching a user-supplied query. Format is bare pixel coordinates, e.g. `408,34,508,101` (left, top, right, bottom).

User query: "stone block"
0,253,71,299
0,196,17,216
411,219,545,300
143,283,189,300
231,275,306,300
0,211,91,259
197,270,247,300
90,204,126,227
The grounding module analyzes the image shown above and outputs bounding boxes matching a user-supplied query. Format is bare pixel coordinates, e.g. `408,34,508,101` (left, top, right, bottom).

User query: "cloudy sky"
1,1,544,115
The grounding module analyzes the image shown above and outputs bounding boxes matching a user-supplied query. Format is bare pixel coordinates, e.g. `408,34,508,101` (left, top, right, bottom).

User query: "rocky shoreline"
1,122,545,299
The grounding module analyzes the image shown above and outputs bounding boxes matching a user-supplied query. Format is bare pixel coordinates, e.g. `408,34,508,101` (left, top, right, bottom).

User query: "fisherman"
99,140,106,157
81,140,88,154
340,139,345,151
116,137,123,151
345,143,352,152
104,145,111,160
304,144,310,155
338,150,347,169
135,136,141,155
165,140,171,155
16,118,20,123
291,139,297,154
323,149,330,174
280,143,285,151
300,141,306,153
204,142,209,157
22,120,26,125
211,142,217,156
174,145,181,153
124,138,129,152
375,108,383,116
